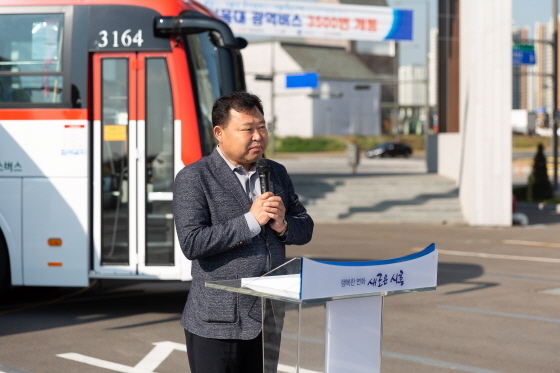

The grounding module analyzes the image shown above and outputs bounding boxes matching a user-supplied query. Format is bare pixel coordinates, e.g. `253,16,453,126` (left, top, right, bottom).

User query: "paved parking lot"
1,216,559,373
1,155,559,373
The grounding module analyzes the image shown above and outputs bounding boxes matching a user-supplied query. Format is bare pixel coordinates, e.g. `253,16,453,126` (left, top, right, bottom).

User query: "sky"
390,0,554,66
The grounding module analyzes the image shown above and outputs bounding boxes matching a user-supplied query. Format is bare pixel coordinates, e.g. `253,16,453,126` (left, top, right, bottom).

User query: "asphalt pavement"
0,153,559,373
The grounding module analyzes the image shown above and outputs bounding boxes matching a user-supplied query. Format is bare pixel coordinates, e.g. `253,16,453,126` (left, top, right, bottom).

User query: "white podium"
206,243,438,373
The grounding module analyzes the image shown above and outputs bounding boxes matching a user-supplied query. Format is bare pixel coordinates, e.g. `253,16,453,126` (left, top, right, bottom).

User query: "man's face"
214,107,268,170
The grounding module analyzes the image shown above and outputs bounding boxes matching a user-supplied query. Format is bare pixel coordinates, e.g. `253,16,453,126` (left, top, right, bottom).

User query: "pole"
425,0,430,133
269,38,276,157
553,0,559,192
393,40,400,141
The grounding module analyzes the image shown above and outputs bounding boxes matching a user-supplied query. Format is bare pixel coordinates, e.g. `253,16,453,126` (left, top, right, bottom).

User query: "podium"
206,244,438,373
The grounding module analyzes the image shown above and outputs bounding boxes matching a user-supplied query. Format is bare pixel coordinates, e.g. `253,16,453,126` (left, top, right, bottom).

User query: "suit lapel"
209,150,252,211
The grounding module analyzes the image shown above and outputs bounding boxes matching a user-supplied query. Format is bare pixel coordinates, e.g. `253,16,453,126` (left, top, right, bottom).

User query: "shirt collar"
216,146,256,174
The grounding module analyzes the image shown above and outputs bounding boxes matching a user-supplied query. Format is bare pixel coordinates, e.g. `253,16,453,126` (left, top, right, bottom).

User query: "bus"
0,0,247,292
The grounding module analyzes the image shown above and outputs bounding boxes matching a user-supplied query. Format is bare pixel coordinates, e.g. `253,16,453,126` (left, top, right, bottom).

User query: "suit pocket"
202,277,239,324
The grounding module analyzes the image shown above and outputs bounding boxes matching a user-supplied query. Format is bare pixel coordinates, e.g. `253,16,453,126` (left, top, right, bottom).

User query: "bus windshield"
184,31,247,156
0,13,64,104
185,32,221,156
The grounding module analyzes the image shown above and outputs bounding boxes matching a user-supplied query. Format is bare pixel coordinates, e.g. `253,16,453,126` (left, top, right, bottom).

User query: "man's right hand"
250,192,274,225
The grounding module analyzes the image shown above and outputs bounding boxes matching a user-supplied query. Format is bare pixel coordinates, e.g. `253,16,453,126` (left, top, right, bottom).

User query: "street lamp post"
424,0,430,132
553,0,559,192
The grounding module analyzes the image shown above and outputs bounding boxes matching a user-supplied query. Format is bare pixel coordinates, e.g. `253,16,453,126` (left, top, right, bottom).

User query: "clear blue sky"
512,0,552,30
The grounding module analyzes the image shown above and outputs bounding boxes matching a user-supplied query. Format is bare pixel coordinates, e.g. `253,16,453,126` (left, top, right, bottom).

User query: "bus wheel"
0,235,10,295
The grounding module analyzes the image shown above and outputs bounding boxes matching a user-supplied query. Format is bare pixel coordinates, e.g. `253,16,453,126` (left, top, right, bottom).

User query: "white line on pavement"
503,239,560,248
56,353,140,373
437,249,560,263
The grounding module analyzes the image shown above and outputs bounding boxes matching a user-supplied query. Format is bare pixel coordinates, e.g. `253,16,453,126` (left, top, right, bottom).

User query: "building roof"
281,43,377,81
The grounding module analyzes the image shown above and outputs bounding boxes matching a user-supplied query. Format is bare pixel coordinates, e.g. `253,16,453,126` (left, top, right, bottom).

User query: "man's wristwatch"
276,218,288,239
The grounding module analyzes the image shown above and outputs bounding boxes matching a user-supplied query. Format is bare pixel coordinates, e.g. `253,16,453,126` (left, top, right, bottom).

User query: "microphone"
256,158,271,194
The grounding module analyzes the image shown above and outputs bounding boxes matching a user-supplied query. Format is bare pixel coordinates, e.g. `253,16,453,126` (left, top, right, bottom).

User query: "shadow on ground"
0,279,188,337
0,257,504,337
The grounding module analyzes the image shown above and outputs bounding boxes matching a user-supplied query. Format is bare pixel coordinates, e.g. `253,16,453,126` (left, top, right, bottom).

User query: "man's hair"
212,91,264,128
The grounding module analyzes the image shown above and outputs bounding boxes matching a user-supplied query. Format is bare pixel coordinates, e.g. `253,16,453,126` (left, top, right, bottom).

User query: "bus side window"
0,13,64,104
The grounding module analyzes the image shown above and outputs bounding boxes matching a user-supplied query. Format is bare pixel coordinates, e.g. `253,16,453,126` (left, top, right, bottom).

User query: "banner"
300,243,437,299
200,0,413,41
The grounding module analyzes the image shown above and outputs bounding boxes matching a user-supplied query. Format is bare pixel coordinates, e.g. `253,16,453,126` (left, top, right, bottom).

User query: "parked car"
365,142,412,158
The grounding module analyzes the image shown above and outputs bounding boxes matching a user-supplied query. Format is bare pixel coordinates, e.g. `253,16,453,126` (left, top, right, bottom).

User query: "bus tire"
0,232,11,295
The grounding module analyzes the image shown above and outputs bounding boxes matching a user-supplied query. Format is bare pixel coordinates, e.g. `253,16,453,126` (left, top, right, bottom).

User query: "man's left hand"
263,196,286,234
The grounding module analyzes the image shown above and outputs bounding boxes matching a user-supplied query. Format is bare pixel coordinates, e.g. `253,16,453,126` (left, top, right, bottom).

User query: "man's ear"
213,126,223,142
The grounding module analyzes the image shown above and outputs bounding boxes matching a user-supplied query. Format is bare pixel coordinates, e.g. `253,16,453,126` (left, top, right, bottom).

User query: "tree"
527,143,553,202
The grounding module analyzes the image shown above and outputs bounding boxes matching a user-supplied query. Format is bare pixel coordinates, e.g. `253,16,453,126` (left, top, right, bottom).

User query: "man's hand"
263,195,286,234
250,192,274,226
249,192,286,233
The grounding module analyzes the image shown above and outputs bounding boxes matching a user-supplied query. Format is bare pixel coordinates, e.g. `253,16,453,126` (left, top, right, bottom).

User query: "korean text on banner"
300,243,437,299
200,0,413,41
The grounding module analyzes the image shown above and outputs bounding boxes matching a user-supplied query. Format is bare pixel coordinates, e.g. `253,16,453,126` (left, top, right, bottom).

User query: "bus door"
92,53,179,278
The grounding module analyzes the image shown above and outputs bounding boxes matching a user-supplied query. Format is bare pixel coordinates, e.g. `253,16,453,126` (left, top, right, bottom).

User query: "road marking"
58,341,185,373
437,249,560,263
58,341,321,373
441,305,560,324
134,342,185,372
57,339,511,373
56,353,142,373
284,333,509,373
383,351,506,373
484,272,560,284
503,239,560,248
540,287,560,295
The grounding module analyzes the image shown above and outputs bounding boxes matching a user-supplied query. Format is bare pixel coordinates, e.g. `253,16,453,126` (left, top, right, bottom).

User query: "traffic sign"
286,72,319,89
512,44,536,65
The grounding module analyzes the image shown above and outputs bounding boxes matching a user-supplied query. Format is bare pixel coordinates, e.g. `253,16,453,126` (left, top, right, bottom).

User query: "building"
294,0,399,135
513,18,559,130
242,41,382,138
397,65,426,134
512,27,529,110
397,28,438,134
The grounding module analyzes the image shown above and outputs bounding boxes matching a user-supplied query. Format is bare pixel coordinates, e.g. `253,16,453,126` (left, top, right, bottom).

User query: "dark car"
365,142,412,158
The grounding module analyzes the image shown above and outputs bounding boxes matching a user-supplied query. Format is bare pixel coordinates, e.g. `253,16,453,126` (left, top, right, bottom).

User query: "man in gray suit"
173,91,314,373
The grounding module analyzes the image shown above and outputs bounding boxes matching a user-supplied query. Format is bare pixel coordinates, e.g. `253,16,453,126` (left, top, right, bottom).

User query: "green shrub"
274,135,425,153
275,134,545,153
275,136,346,152
512,135,549,149
526,143,553,202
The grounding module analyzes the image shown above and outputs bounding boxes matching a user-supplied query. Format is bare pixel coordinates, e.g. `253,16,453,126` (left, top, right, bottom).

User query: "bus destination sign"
88,5,171,51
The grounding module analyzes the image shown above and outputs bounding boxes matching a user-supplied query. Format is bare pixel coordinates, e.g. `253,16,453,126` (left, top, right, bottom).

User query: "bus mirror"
236,37,248,50
154,13,241,49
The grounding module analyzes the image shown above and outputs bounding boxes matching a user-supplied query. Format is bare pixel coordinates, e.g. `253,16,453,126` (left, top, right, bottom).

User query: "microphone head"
256,158,270,173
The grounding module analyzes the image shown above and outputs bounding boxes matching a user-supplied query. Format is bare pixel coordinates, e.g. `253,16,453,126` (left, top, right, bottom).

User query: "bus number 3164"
97,29,144,48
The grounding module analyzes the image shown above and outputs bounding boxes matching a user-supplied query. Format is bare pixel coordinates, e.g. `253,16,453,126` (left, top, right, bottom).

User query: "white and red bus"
0,0,247,291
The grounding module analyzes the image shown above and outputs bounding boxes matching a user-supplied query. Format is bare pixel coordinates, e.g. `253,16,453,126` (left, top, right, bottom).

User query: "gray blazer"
173,149,313,340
